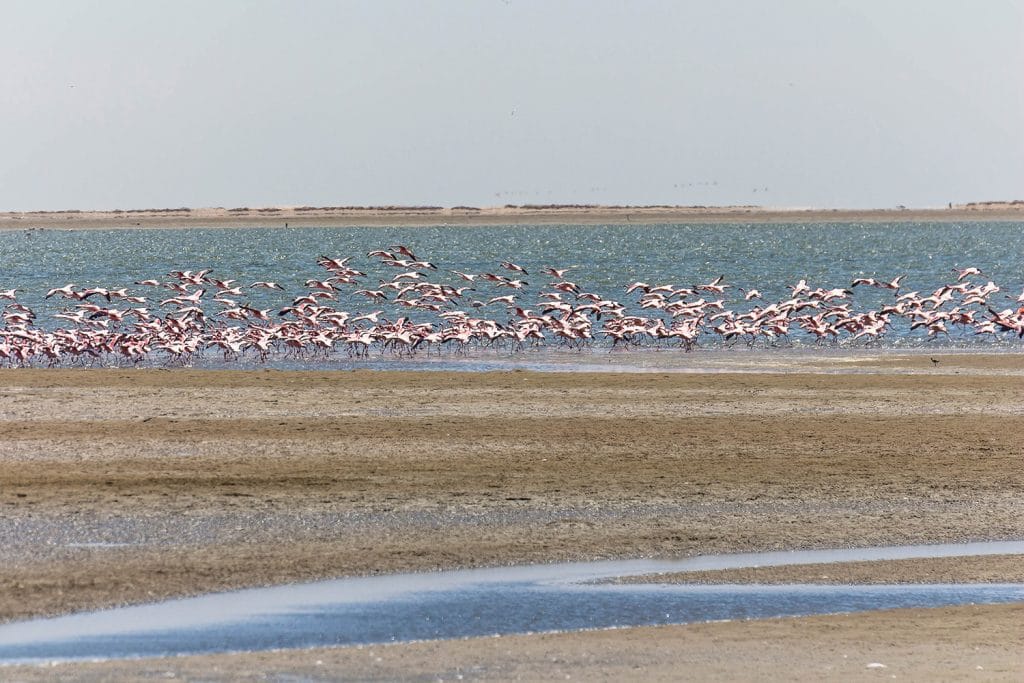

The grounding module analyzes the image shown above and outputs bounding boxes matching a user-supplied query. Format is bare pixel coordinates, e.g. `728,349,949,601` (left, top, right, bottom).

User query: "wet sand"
618,553,1024,585
2,203,1023,229
2,352,1023,678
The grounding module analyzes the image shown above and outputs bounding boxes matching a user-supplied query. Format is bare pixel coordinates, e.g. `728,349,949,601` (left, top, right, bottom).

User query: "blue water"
2,222,1023,363
6,222,1022,305
4,584,1023,663
0,541,1021,663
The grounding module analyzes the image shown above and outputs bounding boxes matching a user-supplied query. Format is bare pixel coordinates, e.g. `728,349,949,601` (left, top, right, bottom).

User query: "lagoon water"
1,222,1023,362
1,541,1022,663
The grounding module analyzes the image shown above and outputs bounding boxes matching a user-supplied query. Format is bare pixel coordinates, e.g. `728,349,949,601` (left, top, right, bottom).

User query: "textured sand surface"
1,354,1022,678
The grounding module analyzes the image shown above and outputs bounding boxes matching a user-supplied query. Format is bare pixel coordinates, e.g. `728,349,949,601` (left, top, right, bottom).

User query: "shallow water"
180,345,1024,374
3,222,1024,356
1,540,1021,664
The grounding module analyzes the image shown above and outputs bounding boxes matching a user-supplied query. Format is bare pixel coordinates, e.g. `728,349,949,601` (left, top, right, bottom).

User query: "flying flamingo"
390,245,418,260
45,284,79,299
953,267,982,281
543,267,573,278
500,261,528,275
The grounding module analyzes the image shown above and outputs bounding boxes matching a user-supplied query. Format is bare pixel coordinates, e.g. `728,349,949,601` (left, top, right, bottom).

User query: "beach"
6,0,1023,674
2,353,1023,679
2,202,1024,230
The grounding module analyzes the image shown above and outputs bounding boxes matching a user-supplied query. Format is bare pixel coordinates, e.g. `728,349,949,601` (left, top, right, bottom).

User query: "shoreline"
3,203,1024,230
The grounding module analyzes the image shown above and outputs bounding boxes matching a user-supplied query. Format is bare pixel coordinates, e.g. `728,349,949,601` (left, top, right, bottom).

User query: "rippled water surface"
2,222,1023,359
0,541,1021,663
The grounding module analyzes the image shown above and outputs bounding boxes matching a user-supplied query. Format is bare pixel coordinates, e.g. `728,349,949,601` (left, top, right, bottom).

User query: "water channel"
1,540,1021,664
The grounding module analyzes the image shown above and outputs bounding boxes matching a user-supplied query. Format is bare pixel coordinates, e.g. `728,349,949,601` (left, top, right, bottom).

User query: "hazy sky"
2,1,1022,210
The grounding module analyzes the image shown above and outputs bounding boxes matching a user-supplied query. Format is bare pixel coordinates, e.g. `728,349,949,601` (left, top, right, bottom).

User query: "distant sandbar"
2,201,1023,230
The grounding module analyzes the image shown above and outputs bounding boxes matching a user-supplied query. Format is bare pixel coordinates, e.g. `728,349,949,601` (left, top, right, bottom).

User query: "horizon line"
4,200,1024,215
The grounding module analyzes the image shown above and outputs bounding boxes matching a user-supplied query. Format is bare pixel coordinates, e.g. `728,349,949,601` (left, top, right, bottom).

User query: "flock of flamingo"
0,246,1022,367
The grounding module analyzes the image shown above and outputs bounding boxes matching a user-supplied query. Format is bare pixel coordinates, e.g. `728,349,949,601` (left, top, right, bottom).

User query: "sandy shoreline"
2,353,1022,678
2,203,1023,230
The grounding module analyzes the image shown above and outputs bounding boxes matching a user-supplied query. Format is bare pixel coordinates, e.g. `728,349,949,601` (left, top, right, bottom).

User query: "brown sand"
1,354,1022,678
2,202,1023,230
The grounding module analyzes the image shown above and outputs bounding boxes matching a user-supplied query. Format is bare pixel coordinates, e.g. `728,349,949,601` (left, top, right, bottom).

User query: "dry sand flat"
1,202,1023,229
0,354,1022,677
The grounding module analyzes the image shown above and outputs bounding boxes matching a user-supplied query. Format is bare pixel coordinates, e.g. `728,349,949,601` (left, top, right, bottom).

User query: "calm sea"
1,221,1022,367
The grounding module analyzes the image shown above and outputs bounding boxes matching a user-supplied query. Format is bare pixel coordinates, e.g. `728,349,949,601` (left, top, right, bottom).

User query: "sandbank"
1,352,1022,678
2,202,1023,230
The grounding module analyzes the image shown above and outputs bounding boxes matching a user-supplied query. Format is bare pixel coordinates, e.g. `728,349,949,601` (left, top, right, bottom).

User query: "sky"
1,0,1022,211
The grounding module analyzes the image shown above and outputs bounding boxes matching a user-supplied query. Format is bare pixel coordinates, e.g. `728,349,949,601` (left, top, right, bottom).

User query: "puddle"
1,540,1022,663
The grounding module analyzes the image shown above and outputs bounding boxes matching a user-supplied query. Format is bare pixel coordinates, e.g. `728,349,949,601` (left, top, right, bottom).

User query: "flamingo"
451,270,477,282
953,267,982,281
5,247,1024,368
882,275,905,291
500,261,528,275
350,310,384,324
696,275,728,293
45,284,79,299
354,289,388,301
740,288,762,301
543,267,573,278
304,280,336,292
317,256,353,270
390,245,418,260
